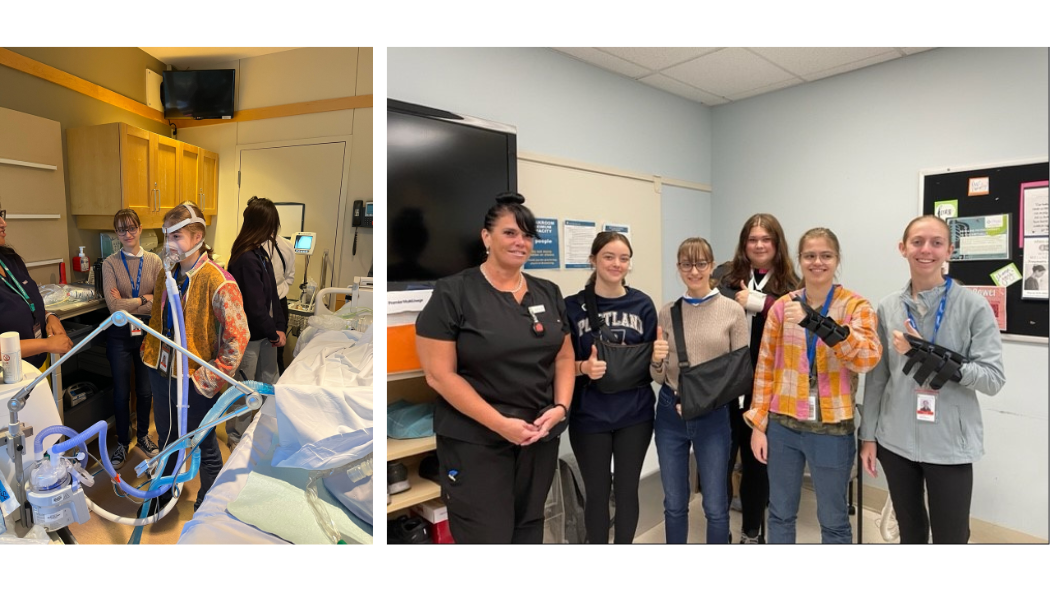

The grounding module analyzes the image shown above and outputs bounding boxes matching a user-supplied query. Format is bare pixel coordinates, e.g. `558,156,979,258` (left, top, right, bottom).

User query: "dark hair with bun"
483,192,537,237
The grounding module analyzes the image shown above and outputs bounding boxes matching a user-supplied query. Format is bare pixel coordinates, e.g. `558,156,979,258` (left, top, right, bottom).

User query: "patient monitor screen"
295,235,313,250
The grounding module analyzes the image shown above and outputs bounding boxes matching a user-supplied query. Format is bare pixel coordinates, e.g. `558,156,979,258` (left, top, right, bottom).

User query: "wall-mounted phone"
351,200,373,256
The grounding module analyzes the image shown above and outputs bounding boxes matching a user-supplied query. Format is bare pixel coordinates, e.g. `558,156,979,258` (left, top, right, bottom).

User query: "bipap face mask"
163,204,207,271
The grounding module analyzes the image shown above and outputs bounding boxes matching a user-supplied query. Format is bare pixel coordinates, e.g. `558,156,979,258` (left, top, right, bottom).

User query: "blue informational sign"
526,217,560,269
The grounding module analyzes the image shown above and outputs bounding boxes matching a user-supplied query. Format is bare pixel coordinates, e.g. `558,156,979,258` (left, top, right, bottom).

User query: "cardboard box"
411,498,448,524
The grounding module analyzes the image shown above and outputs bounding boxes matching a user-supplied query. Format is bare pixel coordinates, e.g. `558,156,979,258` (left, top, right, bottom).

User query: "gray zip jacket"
860,280,1005,464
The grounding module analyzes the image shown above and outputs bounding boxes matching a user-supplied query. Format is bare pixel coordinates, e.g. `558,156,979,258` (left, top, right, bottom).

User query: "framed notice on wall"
920,158,1048,343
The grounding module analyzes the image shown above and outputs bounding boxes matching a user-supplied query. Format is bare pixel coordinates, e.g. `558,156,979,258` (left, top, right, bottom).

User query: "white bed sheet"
177,327,374,544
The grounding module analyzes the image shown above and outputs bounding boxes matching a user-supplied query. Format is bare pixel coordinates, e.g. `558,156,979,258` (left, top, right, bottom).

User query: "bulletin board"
920,158,1049,342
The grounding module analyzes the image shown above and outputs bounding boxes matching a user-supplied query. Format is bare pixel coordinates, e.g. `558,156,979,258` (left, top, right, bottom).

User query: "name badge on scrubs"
528,305,546,315
916,389,937,422
34,323,42,339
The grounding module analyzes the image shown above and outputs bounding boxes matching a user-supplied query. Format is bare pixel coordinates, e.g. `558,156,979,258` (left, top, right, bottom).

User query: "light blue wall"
710,47,1049,538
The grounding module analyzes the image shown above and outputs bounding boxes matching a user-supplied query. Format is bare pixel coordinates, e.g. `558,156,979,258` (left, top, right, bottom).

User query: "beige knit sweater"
651,292,749,391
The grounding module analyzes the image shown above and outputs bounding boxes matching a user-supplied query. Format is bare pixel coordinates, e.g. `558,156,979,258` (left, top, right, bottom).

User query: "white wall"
390,48,715,476
710,47,1049,538
179,47,373,286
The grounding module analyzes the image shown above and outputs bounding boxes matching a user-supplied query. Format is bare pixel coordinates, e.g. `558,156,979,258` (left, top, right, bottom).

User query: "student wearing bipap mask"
102,208,164,469
712,213,799,544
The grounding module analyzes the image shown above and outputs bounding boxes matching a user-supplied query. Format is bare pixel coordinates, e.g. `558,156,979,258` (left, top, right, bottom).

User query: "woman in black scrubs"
0,209,72,370
416,193,575,544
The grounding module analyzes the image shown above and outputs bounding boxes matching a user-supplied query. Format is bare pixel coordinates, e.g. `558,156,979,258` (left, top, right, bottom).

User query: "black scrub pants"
877,443,973,544
569,420,653,543
437,434,561,544
728,400,768,538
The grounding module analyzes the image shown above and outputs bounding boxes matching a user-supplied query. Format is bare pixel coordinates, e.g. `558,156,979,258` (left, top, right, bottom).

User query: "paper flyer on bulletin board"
948,214,1011,261
526,217,560,270
602,223,631,243
1022,237,1048,300
962,285,1007,330
564,220,597,268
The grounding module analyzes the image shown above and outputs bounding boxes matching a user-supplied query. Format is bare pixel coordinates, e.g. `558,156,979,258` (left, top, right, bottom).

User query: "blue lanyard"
906,277,952,345
120,250,144,298
0,256,35,313
683,290,719,306
803,285,836,373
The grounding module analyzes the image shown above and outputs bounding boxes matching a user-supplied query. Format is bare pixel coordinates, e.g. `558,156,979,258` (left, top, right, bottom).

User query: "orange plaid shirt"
744,286,882,433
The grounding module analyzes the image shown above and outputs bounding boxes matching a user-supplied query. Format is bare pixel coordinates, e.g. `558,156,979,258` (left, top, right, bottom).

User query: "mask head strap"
163,203,206,235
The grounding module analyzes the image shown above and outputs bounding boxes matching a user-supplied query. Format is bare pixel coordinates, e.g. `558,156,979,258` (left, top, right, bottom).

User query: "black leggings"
569,420,654,543
877,443,973,544
728,401,768,537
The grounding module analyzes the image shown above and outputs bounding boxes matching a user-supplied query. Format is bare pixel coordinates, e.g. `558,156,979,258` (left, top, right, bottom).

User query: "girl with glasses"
745,228,882,543
651,237,748,543
711,213,799,543
564,231,657,543
101,209,163,468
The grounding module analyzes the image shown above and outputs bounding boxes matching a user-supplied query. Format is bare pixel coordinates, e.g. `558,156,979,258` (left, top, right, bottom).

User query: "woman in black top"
0,209,72,370
712,213,799,544
416,193,575,544
225,197,286,449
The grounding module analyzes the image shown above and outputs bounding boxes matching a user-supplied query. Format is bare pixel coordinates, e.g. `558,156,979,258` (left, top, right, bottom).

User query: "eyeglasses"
0,210,6,220
800,252,837,263
677,261,711,272
115,226,140,236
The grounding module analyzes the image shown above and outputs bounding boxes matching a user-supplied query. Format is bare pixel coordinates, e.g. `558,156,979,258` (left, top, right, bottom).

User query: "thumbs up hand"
652,326,669,365
735,280,750,308
582,344,607,380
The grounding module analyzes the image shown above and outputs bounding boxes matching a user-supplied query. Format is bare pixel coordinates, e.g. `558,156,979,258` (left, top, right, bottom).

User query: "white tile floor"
633,484,892,544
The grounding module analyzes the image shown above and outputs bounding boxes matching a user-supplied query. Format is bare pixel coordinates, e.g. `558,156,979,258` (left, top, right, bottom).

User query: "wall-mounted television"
388,99,517,290
162,70,236,120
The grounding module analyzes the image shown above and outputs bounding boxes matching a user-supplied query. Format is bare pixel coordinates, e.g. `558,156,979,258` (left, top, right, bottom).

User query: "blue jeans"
654,385,731,544
766,419,855,544
105,325,152,445
147,368,223,509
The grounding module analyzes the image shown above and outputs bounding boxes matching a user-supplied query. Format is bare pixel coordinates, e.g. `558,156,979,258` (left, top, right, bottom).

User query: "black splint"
793,296,851,347
902,334,966,390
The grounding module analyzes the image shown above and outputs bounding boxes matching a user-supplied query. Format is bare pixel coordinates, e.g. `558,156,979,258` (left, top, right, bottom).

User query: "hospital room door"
236,140,350,302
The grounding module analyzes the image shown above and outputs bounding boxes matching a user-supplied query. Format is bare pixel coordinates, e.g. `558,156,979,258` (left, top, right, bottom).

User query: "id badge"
916,390,936,422
158,343,172,376
807,395,818,421
130,325,142,337
34,323,43,339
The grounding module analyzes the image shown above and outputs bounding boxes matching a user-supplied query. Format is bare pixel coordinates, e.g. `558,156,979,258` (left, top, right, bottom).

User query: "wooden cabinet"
388,325,441,515
68,122,217,229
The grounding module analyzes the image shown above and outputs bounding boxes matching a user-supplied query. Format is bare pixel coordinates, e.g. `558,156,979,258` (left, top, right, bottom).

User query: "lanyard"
749,269,771,292
120,250,144,298
0,256,35,313
906,277,952,345
802,285,836,373
683,290,719,306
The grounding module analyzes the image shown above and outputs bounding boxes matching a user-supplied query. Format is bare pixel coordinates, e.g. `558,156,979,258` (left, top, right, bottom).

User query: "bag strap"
670,298,690,369
584,283,618,343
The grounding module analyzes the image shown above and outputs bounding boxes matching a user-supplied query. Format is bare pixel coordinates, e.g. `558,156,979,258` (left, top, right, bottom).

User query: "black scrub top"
416,267,571,445
0,252,50,368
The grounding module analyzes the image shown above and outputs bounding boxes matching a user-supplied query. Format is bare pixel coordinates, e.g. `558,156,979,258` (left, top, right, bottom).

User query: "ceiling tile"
725,78,803,101
639,73,728,105
599,47,720,71
750,47,895,76
552,47,652,79
801,51,901,82
663,48,797,97
900,47,935,55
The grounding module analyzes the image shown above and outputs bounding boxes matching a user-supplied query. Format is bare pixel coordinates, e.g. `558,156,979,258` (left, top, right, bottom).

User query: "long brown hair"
163,202,213,260
229,197,281,266
722,213,798,297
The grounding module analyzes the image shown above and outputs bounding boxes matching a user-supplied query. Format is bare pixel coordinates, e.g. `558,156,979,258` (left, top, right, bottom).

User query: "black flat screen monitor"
388,99,517,290
162,70,236,119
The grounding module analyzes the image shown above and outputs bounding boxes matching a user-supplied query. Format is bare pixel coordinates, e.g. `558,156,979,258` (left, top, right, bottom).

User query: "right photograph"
385,47,1048,545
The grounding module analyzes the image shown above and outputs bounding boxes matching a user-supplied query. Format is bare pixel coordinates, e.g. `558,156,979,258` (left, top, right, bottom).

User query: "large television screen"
388,99,517,289
162,70,236,119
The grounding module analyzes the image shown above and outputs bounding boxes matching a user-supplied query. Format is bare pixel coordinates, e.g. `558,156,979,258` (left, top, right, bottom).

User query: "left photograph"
0,47,373,544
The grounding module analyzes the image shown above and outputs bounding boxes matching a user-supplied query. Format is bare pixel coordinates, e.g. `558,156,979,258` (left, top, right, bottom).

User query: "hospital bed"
178,288,374,544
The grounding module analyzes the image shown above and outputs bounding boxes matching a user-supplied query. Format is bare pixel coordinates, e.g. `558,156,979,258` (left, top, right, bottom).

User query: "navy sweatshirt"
564,286,658,434
228,246,286,342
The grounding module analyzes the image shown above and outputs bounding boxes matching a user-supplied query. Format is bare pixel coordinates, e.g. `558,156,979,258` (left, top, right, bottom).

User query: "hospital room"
0,47,374,544
386,47,1048,547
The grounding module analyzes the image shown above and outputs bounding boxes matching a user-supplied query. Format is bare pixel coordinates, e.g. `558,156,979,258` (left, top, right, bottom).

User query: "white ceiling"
552,47,934,106
139,48,299,69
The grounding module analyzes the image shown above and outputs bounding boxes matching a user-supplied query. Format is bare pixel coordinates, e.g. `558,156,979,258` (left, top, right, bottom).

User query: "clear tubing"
306,468,341,544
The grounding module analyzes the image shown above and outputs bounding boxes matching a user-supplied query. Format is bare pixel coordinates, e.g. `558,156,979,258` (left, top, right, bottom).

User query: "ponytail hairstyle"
587,231,633,287
482,192,537,239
